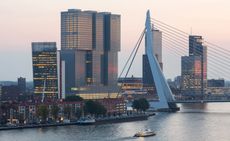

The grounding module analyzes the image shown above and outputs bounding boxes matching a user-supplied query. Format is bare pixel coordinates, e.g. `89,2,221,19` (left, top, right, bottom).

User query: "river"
0,103,230,141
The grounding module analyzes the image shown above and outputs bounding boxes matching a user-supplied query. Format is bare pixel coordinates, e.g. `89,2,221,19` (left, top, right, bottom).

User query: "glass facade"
60,50,75,93
77,93,121,100
181,56,202,90
181,35,207,95
32,42,58,97
60,9,120,95
61,9,92,50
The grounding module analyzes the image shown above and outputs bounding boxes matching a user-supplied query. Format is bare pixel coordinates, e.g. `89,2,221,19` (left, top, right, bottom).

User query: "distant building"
0,81,17,86
174,76,182,89
225,81,230,87
18,77,26,94
181,35,207,95
167,79,176,89
143,29,163,95
1,85,20,101
118,76,143,91
32,42,58,98
206,87,230,95
207,79,225,87
60,9,120,97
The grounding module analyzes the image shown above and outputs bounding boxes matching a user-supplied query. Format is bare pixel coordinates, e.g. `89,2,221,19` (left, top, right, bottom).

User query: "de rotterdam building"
60,9,120,98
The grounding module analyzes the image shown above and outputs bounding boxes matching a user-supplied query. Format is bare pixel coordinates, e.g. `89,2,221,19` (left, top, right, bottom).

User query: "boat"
134,129,156,137
77,117,96,125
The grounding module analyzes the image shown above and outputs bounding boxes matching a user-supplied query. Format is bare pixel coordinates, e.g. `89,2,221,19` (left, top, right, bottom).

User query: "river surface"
0,103,230,141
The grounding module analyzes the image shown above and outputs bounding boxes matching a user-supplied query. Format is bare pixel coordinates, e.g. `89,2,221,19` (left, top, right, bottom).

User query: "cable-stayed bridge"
119,10,230,111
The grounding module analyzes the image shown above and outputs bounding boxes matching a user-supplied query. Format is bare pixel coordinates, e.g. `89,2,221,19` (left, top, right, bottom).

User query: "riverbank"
0,122,78,131
0,113,154,131
96,114,150,125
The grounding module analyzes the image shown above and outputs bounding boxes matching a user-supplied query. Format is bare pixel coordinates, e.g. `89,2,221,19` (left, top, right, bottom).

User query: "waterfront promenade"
0,114,150,131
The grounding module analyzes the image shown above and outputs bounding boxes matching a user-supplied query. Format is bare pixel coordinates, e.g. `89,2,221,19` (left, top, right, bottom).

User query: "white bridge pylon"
145,10,178,111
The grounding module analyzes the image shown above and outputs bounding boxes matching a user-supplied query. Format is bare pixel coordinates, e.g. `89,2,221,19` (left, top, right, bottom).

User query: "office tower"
60,9,120,96
32,42,58,98
18,77,26,94
143,29,163,93
181,35,207,95
181,56,203,94
207,79,225,87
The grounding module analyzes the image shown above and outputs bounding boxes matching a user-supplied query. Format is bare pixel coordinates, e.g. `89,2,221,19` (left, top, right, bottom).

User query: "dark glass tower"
181,35,207,95
32,42,58,98
18,77,26,94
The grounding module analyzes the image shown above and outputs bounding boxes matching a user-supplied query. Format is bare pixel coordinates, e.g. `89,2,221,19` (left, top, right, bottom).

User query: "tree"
84,100,107,116
139,98,150,112
64,105,71,119
51,105,60,121
132,99,141,112
65,95,83,102
132,98,150,112
37,105,49,123
95,103,107,116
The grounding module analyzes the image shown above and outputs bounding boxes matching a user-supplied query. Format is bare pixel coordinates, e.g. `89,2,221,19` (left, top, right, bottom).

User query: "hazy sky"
0,0,230,81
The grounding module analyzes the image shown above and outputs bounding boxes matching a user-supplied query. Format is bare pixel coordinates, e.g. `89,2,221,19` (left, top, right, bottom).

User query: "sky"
0,0,230,81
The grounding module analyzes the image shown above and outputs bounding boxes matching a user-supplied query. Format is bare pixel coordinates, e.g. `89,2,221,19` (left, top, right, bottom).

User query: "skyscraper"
181,35,207,95
18,77,26,94
60,9,120,96
181,56,203,92
32,42,58,98
143,29,163,94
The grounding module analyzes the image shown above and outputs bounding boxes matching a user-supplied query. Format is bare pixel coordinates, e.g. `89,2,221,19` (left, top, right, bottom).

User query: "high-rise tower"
60,9,120,96
181,35,207,95
32,42,58,98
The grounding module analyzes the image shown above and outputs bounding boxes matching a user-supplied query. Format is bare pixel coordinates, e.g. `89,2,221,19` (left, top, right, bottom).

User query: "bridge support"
145,10,179,112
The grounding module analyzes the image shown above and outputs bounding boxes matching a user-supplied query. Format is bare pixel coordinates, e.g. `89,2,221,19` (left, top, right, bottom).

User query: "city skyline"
1,2,230,140
0,0,230,81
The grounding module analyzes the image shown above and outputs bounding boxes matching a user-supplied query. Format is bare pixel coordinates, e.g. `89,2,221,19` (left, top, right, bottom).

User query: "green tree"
132,98,150,112
51,105,60,121
132,99,141,112
139,98,150,112
95,103,107,116
64,105,71,119
65,95,83,102
37,105,49,123
84,100,107,116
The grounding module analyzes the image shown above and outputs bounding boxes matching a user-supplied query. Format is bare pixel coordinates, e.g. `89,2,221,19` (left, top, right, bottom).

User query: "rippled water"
1,103,230,141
